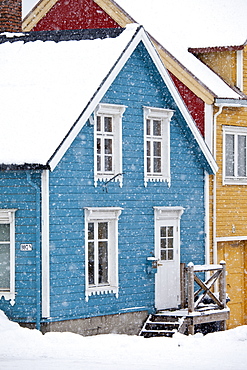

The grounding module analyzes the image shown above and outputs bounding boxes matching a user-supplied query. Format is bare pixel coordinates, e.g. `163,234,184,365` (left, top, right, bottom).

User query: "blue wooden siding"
0,41,206,324
0,171,42,322
48,42,206,322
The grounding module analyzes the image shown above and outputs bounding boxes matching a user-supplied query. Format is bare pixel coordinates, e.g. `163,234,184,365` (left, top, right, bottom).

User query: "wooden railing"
180,261,227,314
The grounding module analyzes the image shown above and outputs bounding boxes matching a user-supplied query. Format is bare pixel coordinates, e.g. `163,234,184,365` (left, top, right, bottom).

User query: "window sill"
144,176,170,187
224,177,247,185
94,175,123,188
85,285,118,301
0,291,15,306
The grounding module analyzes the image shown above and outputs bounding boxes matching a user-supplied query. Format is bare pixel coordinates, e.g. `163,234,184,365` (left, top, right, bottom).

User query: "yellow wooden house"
189,44,247,328
23,0,247,329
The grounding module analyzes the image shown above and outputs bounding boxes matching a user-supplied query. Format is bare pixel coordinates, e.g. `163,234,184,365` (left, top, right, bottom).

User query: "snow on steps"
139,313,186,338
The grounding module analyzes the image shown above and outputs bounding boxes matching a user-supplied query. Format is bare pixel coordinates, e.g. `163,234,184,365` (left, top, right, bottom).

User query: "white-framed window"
84,207,122,301
223,125,247,184
0,209,17,305
143,106,174,186
94,103,126,187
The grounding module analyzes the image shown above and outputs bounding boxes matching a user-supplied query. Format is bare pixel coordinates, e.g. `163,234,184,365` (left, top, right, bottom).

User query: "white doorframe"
154,207,184,310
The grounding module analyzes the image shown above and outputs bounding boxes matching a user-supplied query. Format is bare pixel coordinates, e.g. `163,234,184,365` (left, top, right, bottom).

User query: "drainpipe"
26,172,41,331
213,105,223,264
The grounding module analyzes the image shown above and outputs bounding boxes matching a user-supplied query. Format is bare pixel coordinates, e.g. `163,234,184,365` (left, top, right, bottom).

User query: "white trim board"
216,236,247,242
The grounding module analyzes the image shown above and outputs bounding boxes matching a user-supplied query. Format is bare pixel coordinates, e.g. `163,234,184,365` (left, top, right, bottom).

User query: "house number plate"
20,244,33,251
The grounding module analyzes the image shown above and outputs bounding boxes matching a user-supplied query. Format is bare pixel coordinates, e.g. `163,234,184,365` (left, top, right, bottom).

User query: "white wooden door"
154,207,183,310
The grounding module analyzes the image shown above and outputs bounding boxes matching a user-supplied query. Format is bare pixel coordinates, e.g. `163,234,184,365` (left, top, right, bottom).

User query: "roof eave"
0,163,50,171
215,98,247,107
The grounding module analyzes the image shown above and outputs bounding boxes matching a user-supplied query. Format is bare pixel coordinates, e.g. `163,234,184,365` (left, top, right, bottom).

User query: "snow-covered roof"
114,0,247,100
0,26,135,167
0,24,217,173
22,0,247,101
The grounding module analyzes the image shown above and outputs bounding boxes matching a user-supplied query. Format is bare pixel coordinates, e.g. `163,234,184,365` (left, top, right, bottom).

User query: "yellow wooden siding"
218,241,247,328
197,51,236,87
215,107,247,238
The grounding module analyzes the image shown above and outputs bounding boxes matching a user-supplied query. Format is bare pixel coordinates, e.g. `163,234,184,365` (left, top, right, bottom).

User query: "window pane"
154,157,161,173
88,242,94,285
153,120,161,136
146,141,151,156
97,116,101,132
167,227,173,237
0,243,10,289
160,238,167,249
153,141,161,157
97,155,101,172
147,158,151,173
97,138,101,154
225,134,234,176
0,224,10,242
98,222,108,240
104,139,112,155
88,223,94,240
160,227,166,237
168,249,173,260
238,135,246,177
105,156,112,172
146,119,151,135
168,237,173,248
98,241,108,284
161,250,166,260
104,117,112,132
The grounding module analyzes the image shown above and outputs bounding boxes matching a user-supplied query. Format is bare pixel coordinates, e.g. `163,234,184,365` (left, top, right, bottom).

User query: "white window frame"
0,209,17,305
143,106,174,187
223,125,247,185
94,103,126,187
84,207,122,301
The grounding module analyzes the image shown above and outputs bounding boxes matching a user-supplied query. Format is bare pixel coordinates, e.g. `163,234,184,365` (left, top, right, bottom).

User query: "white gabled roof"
0,24,217,174
0,26,138,167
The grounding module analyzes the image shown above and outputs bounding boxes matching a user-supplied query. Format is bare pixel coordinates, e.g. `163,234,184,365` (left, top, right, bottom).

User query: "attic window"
94,103,126,187
143,107,174,187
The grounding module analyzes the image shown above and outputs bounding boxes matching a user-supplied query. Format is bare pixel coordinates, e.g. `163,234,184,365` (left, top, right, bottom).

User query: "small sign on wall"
20,244,33,251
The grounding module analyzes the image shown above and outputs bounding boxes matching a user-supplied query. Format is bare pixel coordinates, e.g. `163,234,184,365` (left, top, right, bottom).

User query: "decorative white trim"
237,50,243,91
222,125,247,185
94,103,126,187
0,209,17,305
48,26,217,176
84,207,122,301
144,106,173,187
153,206,184,220
41,170,50,318
216,235,247,242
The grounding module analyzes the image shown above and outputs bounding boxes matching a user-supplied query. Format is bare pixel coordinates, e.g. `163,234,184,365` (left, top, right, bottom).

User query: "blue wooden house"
0,25,217,335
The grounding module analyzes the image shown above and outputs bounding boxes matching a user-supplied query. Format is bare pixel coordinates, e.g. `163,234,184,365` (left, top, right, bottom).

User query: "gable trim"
48,26,217,175
23,0,58,31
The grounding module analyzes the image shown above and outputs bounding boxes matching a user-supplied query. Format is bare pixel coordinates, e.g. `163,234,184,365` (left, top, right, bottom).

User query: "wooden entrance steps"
139,313,186,338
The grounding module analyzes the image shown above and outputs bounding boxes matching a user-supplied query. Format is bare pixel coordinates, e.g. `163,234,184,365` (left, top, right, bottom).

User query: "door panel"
218,241,246,328
155,219,180,310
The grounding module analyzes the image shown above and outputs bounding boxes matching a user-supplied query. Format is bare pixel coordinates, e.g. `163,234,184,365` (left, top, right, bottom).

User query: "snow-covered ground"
0,310,247,369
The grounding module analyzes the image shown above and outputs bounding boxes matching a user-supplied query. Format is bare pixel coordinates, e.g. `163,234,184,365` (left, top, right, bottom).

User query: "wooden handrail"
185,261,227,314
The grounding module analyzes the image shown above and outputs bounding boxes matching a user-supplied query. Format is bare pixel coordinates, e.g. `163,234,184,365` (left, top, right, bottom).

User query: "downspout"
204,171,210,266
26,172,41,331
213,105,223,264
